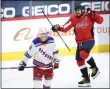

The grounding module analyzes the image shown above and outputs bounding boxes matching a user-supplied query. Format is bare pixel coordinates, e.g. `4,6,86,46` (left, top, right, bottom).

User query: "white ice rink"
1,52,109,88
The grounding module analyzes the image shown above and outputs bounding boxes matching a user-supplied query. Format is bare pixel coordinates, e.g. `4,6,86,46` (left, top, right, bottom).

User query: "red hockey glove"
87,8,96,16
53,62,59,69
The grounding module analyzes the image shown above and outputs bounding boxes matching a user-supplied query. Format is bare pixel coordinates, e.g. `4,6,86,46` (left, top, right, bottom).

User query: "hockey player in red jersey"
51,5,103,87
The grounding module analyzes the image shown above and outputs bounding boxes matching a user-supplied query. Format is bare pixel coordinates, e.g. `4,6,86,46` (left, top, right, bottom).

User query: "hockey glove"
87,8,96,16
53,62,59,69
52,24,60,32
18,61,26,71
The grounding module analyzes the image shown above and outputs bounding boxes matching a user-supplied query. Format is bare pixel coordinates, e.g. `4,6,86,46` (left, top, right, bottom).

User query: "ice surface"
1,52,109,88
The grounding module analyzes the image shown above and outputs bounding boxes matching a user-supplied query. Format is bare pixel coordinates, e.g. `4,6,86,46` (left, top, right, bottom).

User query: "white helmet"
38,27,49,41
38,27,49,35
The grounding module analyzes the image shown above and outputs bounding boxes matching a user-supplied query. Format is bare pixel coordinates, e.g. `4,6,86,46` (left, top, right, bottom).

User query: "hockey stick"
1,66,36,70
40,6,71,52
1,65,58,70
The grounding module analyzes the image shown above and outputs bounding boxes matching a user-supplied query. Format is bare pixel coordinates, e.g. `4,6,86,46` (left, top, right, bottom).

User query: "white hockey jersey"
23,36,59,69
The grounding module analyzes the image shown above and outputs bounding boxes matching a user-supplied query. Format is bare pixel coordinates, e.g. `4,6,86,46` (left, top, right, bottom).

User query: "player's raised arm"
51,16,74,33
87,8,103,24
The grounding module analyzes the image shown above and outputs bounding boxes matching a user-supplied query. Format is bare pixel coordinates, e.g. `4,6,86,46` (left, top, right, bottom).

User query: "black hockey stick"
1,65,58,70
1,66,36,70
40,6,71,52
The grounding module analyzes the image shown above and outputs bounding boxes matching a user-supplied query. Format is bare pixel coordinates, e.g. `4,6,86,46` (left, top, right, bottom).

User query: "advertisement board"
1,1,109,19
1,1,110,61
1,1,72,18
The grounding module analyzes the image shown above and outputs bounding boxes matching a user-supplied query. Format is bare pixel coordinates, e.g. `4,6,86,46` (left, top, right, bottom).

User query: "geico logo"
22,4,70,17
80,1,109,11
1,7,15,18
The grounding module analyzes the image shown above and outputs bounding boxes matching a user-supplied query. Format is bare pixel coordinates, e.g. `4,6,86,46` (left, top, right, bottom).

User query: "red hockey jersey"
60,12,103,43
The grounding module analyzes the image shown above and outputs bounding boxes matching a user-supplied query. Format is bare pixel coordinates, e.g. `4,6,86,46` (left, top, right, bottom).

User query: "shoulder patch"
48,36,54,41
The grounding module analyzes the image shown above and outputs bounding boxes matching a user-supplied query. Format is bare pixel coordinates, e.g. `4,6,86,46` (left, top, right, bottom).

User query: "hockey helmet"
38,27,49,35
38,27,49,41
75,5,85,13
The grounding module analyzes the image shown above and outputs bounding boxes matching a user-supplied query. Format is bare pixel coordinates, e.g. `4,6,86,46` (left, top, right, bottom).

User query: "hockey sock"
43,79,51,89
80,67,89,78
33,80,42,88
87,57,97,68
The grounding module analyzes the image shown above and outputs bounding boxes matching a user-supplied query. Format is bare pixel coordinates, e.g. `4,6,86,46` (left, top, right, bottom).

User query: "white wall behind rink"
2,14,109,52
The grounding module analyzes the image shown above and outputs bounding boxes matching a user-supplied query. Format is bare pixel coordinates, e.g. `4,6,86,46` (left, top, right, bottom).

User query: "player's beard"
75,12,83,18
76,13,82,17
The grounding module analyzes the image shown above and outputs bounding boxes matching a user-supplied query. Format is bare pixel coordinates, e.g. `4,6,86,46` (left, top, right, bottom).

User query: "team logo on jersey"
39,48,55,61
76,21,88,28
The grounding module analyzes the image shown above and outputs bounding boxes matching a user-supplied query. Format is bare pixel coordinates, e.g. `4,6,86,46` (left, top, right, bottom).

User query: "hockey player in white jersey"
18,27,60,89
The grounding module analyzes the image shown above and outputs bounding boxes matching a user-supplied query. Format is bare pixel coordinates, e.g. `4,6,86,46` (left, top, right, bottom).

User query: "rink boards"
1,14,110,61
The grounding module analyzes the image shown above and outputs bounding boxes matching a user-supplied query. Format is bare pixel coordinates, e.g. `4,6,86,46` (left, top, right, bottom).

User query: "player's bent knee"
80,49,89,60
77,60,85,67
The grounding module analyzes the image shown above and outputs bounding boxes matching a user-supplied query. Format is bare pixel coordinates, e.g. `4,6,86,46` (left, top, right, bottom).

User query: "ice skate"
90,67,100,79
78,76,91,87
